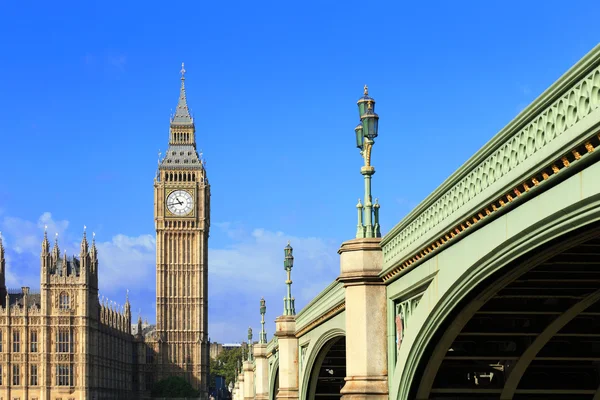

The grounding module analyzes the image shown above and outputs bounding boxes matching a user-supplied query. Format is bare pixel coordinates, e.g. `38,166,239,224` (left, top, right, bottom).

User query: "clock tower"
153,64,210,395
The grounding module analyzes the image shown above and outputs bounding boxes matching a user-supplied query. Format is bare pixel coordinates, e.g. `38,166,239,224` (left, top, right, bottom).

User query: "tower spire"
0,231,4,262
171,62,193,125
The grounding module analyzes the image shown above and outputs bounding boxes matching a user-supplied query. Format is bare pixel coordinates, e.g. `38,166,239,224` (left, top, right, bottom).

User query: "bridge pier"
275,315,299,400
338,238,388,400
254,343,269,400
237,369,245,400
243,359,255,400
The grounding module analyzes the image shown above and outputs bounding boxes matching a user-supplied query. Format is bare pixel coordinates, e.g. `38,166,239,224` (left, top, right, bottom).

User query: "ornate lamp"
355,122,364,149
357,84,375,119
361,100,379,140
354,85,381,239
283,241,295,315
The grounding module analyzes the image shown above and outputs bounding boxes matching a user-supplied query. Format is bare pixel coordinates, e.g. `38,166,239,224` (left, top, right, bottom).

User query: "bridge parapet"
381,44,600,281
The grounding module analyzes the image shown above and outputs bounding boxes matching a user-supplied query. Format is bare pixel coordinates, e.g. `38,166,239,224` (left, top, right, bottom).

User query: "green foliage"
209,346,244,387
150,376,200,398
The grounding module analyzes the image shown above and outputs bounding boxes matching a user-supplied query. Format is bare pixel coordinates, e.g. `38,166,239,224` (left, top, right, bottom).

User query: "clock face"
166,190,194,216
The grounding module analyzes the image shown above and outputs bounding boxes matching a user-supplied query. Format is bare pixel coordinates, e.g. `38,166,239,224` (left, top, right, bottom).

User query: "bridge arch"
302,329,346,400
268,357,279,400
396,195,600,399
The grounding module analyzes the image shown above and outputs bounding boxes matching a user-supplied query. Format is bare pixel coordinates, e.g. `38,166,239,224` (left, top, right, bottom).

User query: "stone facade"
0,66,210,400
0,230,137,400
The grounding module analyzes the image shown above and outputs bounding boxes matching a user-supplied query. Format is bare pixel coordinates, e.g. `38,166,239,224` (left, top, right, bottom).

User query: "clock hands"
167,198,184,207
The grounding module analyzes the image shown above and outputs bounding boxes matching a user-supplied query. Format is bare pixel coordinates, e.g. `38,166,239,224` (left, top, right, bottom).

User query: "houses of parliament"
0,65,210,400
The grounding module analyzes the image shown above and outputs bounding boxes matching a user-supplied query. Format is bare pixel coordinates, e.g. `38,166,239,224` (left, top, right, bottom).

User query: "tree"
209,346,244,388
151,376,200,398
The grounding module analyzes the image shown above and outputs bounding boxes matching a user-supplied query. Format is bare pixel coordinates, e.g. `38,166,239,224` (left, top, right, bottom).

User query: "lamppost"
355,85,381,239
247,327,253,361
283,241,296,315
259,298,267,344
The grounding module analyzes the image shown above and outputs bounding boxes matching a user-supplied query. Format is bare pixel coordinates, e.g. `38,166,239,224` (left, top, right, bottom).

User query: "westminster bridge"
231,44,600,400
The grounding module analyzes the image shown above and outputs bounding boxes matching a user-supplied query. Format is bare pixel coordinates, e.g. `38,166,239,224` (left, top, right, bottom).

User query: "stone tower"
154,64,210,395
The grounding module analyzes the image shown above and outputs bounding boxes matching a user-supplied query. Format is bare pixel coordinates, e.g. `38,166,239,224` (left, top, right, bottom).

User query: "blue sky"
0,0,598,342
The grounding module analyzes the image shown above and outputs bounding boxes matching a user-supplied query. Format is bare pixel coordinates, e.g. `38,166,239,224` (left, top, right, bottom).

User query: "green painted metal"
389,159,600,400
247,327,253,362
297,316,345,400
354,86,382,239
259,297,267,344
294,281,345,334
283,241,296,316
380,44,600,275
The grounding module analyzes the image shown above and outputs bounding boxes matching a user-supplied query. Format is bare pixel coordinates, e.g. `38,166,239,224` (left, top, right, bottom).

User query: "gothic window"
30,330,38,352
57,329,73,353
12,330,20,352
145,372,154,390
57,364,73,386
12,364,19,385
30,364,38,385
0,365,2,385
59,292,70,310
0,330,3,352
146,348,154,364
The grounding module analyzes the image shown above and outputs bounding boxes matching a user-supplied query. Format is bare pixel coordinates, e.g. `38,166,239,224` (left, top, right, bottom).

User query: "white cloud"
96,234,156,293
0,212,341,343
208,223,339,342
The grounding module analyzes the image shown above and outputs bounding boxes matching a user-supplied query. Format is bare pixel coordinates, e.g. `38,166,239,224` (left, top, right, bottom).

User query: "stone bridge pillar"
238,370,245,400
338,237,388,400
243,360,255,400
254,343,269,400
275,315,299,400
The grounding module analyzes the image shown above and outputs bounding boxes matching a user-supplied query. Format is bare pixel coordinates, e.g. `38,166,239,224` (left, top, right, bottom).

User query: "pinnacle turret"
80,225,89,255
0,231,4,262
51,233,60,260
41,225,50,255
90,232,97,257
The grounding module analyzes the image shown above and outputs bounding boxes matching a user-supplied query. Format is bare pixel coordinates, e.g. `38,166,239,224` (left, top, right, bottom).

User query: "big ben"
153,63,210,396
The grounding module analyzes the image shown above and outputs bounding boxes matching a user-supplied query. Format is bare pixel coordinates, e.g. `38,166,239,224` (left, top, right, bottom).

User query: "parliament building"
0,65,210,400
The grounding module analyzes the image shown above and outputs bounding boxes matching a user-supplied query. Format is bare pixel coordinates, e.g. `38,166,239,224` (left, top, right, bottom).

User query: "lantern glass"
355,125,364,149
358,101,366,118
362,116,371,140
364,115,379,139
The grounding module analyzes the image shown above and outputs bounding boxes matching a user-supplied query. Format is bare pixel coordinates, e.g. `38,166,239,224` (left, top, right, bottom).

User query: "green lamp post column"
259,298,267,344
355,85,381,239
247,327,253,361
283,241,296,316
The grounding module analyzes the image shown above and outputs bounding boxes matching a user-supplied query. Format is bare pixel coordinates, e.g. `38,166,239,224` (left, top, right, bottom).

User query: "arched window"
59,292,70,310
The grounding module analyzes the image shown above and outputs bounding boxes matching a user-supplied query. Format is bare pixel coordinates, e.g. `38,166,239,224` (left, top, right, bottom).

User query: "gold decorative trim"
295,302,345,338
382,130,600,283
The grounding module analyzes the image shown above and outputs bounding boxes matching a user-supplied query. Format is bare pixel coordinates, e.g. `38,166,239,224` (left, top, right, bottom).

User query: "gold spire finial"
180,62,186,79
364,85,368,96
